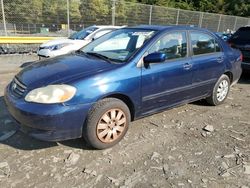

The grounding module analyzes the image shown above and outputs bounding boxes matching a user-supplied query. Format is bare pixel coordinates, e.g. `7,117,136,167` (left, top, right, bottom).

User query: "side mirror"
143,52,166,64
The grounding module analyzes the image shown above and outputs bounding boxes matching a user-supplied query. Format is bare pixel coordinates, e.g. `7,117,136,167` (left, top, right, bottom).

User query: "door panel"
140,31,193,115
141,58,193,114
189,31,225,97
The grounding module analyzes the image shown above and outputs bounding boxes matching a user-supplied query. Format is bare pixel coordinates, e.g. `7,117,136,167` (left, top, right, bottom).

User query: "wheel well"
103,94,135,121
224,71,233,84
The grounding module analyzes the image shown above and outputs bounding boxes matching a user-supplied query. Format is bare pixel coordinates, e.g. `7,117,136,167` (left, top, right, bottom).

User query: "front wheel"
83,98,131,149
206,74,230,106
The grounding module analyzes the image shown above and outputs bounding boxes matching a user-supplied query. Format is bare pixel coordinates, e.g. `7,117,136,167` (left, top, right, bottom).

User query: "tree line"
3,0,249,26
137,0,249,17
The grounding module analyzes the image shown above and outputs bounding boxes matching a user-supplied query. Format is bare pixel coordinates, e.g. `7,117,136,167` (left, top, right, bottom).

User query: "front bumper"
37,49,58,58
37,47,75,58
4,85,92,142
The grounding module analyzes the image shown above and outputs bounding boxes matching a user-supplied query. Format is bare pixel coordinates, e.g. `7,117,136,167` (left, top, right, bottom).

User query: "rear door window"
190,32,219,55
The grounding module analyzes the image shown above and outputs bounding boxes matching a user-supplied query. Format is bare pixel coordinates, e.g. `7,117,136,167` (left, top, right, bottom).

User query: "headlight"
25,85,76,104
46,43,72,51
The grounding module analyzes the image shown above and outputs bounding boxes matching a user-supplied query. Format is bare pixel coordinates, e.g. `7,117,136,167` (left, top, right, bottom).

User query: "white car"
37,25,122,58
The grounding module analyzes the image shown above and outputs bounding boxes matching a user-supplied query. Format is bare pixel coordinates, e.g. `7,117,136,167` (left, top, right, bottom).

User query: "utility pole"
111,0,116,26
217,14,222,32
67,0,70,37
1,0,7,36
176,9,180,25
233,17,238,32
149,5,152,25
199,12,204,28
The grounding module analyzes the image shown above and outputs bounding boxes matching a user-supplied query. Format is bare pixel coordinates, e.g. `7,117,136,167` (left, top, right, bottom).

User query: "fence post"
217,14,222,32
111,0,116,26
67,0,70,37
149,5,152,25
176,8,180,25
14,23,16,34
233,16,238,31
1,0,7,36
198,12,203,27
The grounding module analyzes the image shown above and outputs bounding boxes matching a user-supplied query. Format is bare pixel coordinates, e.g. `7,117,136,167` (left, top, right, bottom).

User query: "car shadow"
191,99,211,107
0,96,93,151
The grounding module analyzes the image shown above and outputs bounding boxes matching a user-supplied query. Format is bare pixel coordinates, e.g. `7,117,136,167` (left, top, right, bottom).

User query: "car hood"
40,38,89,47
16,54,115,88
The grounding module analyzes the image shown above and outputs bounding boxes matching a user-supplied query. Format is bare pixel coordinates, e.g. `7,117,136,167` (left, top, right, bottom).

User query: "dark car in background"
215,32,232,41
228,26,250,71
4,25,242,149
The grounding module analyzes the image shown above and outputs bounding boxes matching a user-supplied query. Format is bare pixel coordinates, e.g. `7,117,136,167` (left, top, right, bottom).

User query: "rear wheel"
206,74,230,106
83,98,130,149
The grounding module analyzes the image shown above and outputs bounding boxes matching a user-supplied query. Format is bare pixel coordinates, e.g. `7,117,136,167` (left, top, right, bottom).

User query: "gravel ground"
0,54,250,188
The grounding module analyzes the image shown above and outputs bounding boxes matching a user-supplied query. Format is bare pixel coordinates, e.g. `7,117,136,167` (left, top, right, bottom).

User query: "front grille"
10,77,27,98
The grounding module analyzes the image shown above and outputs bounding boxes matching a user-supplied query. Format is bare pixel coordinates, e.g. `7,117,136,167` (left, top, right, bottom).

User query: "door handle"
183,62,192,70
217,57,224,63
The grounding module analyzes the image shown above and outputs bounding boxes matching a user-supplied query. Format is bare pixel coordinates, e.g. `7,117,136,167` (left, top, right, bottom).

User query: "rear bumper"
230,60,242,86
4,85,92,142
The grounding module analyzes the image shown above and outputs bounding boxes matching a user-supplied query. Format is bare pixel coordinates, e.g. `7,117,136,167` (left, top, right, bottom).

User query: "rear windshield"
230,27,250,40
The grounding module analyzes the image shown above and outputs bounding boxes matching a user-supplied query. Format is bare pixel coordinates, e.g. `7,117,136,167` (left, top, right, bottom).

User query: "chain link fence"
0,0,250,37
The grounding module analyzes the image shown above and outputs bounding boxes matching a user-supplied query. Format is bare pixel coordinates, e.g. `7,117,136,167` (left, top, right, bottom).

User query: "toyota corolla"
4,25,242,149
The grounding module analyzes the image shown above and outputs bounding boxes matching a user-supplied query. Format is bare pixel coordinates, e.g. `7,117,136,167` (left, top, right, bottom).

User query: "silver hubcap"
217,80,229,102
97,109,126,143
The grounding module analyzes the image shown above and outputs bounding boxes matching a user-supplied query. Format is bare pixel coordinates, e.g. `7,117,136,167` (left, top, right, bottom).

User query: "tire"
83,98,131,149
206,74,230,106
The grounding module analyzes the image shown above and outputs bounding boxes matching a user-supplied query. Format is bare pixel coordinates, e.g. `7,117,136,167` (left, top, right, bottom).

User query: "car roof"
94,25,124,29
237,26,250,30
126,25,213,33
128,25,172,30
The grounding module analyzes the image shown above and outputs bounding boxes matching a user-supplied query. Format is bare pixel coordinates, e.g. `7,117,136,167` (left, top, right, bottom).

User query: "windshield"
81,28,156,62
69,26,98,40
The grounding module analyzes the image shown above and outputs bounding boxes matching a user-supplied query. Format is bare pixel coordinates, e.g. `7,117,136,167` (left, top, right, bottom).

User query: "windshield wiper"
86,52,113,63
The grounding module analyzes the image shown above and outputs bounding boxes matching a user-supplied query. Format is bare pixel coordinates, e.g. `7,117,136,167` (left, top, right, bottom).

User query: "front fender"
65,64,141,112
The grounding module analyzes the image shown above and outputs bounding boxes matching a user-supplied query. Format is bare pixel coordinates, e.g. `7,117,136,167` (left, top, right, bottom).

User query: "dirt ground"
0,54,249,188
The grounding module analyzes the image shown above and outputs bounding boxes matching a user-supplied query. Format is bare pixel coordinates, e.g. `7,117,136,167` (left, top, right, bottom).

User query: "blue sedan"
4,25,242,149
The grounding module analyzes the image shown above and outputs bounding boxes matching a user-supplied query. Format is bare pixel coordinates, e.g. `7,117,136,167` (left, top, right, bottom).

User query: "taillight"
240,53,243,61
